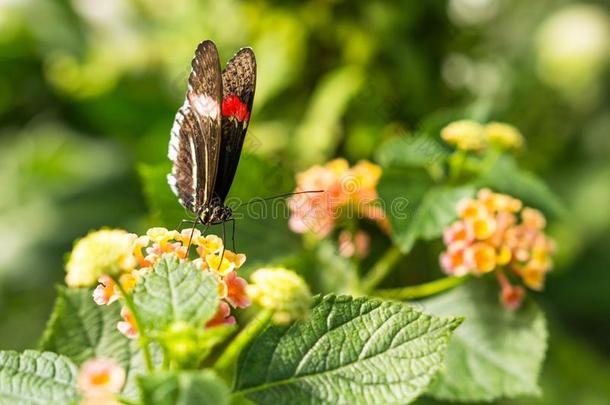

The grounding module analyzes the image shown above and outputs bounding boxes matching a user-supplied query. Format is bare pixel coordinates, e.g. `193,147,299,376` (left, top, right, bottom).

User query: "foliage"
1,0,609,404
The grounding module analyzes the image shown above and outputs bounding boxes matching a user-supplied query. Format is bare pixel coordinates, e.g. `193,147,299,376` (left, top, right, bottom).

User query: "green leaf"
378,169,474,253
138,370,230,405
132,254,219,332
375,134,448,170
313,239,359,295
39,287,159,399
293,66,364,166
235,295,462,404
479,156,565,217
0,350,79,404
422,279,548,401
40,287,129,365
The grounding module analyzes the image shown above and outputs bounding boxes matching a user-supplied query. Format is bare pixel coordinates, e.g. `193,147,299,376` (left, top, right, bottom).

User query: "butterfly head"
201,204,233,225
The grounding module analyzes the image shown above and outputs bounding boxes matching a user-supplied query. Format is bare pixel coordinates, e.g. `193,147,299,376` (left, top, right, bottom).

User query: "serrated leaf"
40,287,130,365
132,254,218,332
479,156,565,217
139,370,230,405
378,170,474,253
235,295,462,404
422,280,547,401
39,287,159,399
0,350,79,404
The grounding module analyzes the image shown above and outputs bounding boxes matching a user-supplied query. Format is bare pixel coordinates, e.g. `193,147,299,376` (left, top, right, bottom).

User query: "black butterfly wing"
167,40,223,213
213,47,257,203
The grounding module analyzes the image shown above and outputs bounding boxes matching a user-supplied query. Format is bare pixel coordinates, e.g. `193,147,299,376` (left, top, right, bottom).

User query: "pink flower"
92,275,118,306
78,358,125,396
117,307,138,339
440,244,469,276
443,221,474,245
288,159,385,238
206,301,235,328
338,230,370,259
224,271,251,309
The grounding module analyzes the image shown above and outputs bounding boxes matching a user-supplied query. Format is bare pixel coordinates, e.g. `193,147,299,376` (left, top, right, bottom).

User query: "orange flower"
224,271,251,309
117,307,138,339
206,301,235,328
465,242,497,273
440,244,469,276
522,207,546,229
93,275,118,306
78,358,125,397
501,283,525,310
443,221,474,245
288,159,385,238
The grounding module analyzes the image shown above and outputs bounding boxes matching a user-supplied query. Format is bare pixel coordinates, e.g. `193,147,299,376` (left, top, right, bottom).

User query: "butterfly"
167,40,256,238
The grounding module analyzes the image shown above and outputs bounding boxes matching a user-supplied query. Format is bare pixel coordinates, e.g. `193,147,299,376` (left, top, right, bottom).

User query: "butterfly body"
167,40,256,228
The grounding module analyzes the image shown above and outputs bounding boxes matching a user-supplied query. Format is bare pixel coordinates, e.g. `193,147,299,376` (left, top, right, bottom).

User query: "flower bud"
441,120,486,151
247,268,312,324
484,122,524,150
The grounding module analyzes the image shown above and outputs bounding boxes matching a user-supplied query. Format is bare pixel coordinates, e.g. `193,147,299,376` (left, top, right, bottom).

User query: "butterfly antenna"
235,190,324,210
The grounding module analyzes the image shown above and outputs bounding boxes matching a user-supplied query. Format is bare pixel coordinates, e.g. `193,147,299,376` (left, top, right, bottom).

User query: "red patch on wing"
222,95,250,122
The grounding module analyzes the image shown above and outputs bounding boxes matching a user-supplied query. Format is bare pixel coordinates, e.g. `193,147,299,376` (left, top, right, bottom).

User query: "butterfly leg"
186,210,204,255
229,218,237,252
216,221,227,273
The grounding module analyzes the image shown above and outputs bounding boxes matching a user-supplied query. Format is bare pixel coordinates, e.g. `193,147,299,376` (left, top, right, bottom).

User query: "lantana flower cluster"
65,227,250,338
288,158,388,254
247,267,312,324
441,120,524,151
440,189,555,309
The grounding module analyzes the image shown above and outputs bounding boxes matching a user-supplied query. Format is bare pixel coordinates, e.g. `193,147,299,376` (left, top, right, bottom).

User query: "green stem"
449,150,467,181
213,309,273,377
117,396,140,405
111,275,154,372
360,246,403,293
374,275,469,300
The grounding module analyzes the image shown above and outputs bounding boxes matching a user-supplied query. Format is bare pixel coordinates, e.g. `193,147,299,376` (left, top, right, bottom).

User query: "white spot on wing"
167,174,178,195
190,94,219,120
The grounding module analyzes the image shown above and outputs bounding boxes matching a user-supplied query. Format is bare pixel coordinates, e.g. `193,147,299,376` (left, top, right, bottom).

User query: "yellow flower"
247,268,312,324
465,242,497,273
66,229,137,287
205,250,246,275
484,122,524,150
468,216,497,240
196,234,224,256
522,207,546,229
441,120,486,151
457,198,488,219
522,265,545,290
496,245,512,266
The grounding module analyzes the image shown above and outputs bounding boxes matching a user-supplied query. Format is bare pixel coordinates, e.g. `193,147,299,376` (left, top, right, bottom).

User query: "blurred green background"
1,0,609,403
